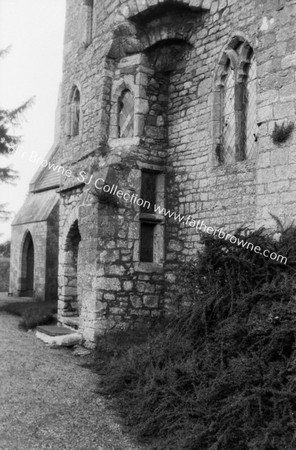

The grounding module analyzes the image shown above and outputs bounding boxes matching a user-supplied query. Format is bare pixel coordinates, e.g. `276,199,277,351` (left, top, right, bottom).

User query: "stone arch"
105,25,194,60
61,218,82,318
236,41,254,82
214,34,253,85
65,83,82,137
61,206,80,257
110,78,138,139
107,0,205,60
112,79,136,102
144,37,192,72
19,230,34,297
120,0,206,21
140,25,196,50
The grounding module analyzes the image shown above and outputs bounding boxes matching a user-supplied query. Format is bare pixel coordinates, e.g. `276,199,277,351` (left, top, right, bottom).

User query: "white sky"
0,0,66,242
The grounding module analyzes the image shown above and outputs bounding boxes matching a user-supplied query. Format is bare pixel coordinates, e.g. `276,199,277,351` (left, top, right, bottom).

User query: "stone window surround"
65,84,83,139
18,230,35,296
81,0,94,47
118,89,135,138
212,35,257,167
108,54,151,143
62,219,81,316
133,162,165,268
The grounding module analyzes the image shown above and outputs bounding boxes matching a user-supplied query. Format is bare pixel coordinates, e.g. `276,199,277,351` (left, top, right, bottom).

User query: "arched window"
64,220,81,316
245,54,257,159
20,231,34,297
222,59,236,164
118,89,134,138
215,38,257,164
70,86,81,137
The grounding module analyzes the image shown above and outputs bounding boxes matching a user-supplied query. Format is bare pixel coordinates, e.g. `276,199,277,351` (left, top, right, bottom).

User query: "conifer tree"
0,48,33,220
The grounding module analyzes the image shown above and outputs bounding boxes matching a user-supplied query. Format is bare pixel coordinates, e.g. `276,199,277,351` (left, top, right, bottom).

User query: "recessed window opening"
118,89,134,138
71,87,81,137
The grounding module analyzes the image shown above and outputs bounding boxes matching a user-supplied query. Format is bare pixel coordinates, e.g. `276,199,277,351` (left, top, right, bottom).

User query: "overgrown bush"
0,258,10,291
0,300,57,330
0,241,10,257
94,222,296,450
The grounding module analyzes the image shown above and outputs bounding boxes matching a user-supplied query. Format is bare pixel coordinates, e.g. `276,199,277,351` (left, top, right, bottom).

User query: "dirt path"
0,309,143,450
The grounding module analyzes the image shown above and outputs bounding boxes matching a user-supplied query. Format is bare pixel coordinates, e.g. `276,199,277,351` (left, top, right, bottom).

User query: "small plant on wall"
271,121,294,144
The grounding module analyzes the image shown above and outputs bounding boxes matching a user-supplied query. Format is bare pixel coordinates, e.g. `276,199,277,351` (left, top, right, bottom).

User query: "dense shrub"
0,300,57,330
0,241,10,257
94,223,296,450
0,258,10,291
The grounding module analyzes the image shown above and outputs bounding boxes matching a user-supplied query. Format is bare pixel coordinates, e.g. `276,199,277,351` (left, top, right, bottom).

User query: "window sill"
108,137,140,148
134,262,164,273
213,159,255,172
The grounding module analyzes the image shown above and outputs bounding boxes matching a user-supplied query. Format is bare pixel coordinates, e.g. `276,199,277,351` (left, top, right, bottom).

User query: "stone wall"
255,0,296,228
57,0,296,343
46,202,59,300
10,222,48,300
10,205,59,301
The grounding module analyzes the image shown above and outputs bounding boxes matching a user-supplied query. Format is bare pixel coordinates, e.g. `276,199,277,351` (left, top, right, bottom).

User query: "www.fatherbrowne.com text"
18,149,287,265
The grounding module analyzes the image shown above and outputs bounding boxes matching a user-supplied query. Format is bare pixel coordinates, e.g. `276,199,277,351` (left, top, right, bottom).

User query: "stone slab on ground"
36,325,74,336
35,330,82,347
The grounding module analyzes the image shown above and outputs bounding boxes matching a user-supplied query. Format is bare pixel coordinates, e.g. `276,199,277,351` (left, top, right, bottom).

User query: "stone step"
36,325,74,336
35,325,82,347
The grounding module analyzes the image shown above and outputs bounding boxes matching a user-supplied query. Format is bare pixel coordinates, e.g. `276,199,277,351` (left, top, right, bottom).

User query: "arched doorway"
63,220,81,318
20,232,34,297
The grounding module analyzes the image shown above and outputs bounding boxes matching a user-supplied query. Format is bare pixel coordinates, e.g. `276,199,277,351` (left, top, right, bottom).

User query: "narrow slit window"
245,55,257,159
118,89,134,138
71,87,81,137
141,171,157,213
140,223,155,263
139,170,164,264
82,0,94,46
222,61,236,164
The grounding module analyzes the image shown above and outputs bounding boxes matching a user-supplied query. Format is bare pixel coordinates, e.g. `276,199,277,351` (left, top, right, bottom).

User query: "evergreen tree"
0,47,33,220
0,240,10,257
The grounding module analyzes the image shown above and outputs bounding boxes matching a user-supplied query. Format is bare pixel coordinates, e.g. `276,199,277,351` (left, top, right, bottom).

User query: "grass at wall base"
93,221,296,450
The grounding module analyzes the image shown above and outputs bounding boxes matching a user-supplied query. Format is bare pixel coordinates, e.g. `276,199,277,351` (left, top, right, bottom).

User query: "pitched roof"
29,144,61,193
33,166,60,192
12,190,59,226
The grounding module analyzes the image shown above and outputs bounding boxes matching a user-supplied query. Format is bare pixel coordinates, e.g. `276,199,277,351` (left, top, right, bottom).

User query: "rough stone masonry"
10,0,296,345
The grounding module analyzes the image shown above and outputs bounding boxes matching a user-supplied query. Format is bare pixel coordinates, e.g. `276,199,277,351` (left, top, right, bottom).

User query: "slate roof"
29,144,61,193
11,190,59,226
33,166,60,192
